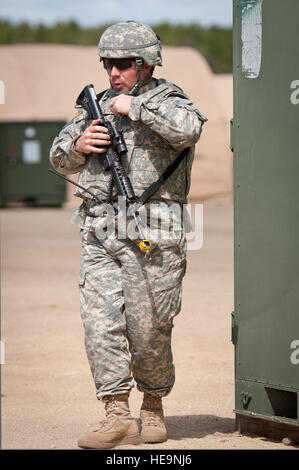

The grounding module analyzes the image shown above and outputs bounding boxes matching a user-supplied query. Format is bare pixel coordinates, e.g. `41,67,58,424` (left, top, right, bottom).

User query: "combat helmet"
98,21,162,94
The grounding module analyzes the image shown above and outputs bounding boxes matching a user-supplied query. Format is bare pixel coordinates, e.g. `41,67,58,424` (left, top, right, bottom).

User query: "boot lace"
93,397,118,431
141,395,164,427
142,409,163,427
104,397,118,422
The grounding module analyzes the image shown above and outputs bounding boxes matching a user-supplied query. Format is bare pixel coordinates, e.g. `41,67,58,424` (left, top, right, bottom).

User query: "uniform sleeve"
49,109,89,175
128,91,207,150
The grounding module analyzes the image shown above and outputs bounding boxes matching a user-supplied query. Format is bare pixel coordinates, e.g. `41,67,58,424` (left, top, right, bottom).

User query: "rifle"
76,84,135,201
50,84,151,255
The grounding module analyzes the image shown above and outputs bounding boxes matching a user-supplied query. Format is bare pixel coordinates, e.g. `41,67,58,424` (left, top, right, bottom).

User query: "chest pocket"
129,147,163,190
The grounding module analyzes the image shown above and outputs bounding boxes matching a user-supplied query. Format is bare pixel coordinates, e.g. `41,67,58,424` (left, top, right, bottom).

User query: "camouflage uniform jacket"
50,78,207,206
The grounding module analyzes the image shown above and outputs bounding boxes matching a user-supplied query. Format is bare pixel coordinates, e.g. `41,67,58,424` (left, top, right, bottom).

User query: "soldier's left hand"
110,95,134,117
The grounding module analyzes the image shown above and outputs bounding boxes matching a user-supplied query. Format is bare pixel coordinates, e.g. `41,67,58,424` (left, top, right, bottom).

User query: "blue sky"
0,0,233,27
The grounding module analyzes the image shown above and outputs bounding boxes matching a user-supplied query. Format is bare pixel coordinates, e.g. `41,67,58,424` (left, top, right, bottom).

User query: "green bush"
0,19,232,73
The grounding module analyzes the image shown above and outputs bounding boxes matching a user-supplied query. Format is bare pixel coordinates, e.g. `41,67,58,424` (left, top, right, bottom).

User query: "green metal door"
0,121,66,207
232,0,299,428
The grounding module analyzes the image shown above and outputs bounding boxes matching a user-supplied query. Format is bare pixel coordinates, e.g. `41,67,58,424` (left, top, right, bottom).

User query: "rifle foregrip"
111,163,135,202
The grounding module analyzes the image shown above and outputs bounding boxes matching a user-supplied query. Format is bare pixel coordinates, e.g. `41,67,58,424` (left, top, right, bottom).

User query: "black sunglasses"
103,58,135,71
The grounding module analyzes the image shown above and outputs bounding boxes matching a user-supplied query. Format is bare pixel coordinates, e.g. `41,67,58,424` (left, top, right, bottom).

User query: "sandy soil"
1,203,297,450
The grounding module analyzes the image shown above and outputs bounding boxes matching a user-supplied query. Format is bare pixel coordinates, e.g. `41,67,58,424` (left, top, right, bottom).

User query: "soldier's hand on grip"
75,119,111,155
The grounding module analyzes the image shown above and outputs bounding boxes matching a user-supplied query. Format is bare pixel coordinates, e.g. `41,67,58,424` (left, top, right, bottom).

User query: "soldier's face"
107,60,151,92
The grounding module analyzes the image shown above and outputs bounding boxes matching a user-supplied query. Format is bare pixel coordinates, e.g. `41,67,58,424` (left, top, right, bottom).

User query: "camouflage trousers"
78,216,186,399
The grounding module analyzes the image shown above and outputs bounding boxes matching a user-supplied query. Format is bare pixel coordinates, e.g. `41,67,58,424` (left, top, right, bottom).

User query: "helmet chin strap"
128,58,152,96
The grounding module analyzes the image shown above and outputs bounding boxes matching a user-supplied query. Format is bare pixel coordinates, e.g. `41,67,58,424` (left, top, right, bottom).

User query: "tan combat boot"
140,393,167,443
78,393,140,449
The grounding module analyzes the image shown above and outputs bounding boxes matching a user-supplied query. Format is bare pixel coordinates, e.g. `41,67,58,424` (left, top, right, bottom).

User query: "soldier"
50,20,207,449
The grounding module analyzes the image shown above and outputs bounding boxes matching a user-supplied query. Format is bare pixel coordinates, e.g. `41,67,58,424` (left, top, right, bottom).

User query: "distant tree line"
0,19,232,73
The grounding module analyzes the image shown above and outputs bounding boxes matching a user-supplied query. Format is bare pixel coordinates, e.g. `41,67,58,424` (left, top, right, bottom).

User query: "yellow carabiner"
138,239,152,254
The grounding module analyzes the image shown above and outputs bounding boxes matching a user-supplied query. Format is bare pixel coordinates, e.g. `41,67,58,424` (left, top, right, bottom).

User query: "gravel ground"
1,203,297,450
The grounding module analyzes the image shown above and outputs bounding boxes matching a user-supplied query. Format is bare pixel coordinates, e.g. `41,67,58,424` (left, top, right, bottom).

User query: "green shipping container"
232,0,299,440
0,121,66,207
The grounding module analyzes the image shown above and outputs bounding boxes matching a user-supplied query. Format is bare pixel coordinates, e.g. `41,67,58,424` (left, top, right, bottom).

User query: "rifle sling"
96,90,190,206
137,147,190,206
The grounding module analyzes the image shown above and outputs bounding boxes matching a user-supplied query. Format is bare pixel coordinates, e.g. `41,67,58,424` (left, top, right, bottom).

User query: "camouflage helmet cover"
98,21,162,66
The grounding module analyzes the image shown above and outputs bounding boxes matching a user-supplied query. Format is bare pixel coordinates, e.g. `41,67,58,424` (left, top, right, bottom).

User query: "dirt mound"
0,44,233,203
